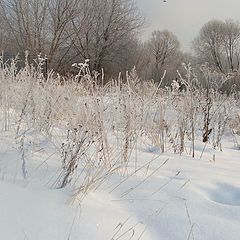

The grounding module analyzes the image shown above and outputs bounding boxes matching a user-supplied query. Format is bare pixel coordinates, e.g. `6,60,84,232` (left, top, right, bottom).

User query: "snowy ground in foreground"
0,129,240,240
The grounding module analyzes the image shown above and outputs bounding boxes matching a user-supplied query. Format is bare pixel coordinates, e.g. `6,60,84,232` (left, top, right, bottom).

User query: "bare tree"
222,19,240,72
0,0,48,55
147,30,180,82
69,0,143,74
0,0,79,67
46,0,79,66
193,19,240,74
193,20,225,73
0,13,14,52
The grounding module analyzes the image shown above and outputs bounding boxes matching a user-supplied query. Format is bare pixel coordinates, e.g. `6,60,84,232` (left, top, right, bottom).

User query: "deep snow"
0,128,240,240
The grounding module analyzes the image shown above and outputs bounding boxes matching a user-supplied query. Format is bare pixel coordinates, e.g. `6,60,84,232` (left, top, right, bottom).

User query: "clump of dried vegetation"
0,55,239,200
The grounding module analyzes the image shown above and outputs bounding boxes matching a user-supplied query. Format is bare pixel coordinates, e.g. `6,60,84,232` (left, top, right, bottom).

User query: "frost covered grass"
0,56,240,239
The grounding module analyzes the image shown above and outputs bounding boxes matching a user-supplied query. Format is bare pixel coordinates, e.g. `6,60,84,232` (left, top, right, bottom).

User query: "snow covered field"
0,60,240,240
0,127,240,240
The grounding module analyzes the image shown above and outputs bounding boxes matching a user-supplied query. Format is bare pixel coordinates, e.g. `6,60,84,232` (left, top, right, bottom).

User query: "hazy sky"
137,0,240,52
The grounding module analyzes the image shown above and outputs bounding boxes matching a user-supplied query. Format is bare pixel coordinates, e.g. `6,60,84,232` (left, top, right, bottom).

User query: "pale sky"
137,0,240,52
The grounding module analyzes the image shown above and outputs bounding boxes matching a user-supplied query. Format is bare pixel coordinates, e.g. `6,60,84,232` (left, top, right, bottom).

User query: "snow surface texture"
0,128,240,240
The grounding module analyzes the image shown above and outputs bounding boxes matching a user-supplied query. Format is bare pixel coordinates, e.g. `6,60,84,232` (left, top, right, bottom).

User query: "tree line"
0,0,240,89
